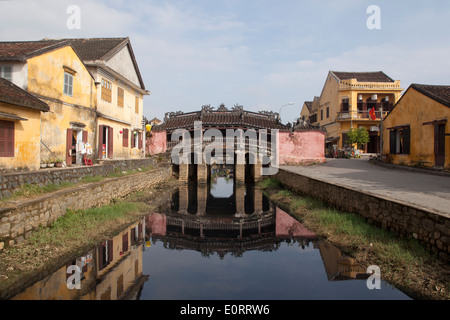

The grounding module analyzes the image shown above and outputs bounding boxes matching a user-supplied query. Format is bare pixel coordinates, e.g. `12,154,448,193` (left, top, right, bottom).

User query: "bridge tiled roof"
154,105,291,132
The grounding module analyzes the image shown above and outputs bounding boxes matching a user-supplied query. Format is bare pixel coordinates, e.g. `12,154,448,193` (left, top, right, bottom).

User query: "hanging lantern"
146,124,152,132
119,130,123,134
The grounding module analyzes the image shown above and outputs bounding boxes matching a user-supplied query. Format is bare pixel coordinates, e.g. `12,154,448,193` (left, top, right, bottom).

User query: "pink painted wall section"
146,213,167,236
275,207,317,238
146,131,167,155
278,131,325,165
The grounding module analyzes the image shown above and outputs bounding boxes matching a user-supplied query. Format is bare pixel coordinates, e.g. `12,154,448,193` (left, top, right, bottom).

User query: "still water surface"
12,170,411,300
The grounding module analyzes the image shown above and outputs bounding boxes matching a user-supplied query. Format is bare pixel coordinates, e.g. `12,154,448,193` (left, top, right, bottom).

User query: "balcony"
337,110,389,121
339,81,402,91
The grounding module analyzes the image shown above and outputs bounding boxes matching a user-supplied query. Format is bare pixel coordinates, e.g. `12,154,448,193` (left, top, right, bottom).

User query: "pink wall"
275,207,317,238
278,131,325,165
146,131,167,155
146,213,167,236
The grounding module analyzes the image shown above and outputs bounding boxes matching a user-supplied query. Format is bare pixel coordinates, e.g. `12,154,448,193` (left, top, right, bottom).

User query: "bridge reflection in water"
10,175,411,300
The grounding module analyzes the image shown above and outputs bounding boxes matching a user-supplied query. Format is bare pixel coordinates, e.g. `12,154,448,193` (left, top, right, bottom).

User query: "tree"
346,127,370,150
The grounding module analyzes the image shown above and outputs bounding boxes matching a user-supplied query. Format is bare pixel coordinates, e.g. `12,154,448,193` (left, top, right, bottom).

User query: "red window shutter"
123,128,128,147
138,132,143,149
131,131,135,148
98,243,105,271
138,223,143,240
122,232,129,252
0,120,14,157
98,125,104,159
108,127,114,159
108,239,114,263
82,131,88,143
66,129,73,166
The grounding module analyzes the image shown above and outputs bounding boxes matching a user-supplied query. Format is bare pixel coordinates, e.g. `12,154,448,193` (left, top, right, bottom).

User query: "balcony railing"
166,138,273,155
337,110,389,121
339,82,402,91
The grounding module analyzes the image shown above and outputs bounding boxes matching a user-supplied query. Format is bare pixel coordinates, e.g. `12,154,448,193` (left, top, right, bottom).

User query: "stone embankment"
0,158,156,199
0,164,171,250
275,168,450,263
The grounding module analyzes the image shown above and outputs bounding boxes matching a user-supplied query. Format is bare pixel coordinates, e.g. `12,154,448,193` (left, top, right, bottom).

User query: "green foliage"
346,127,370,149
259,178,281,189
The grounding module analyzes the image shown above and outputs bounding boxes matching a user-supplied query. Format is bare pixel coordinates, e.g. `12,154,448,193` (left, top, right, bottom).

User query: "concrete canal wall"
0,167,171,250
275,168,450,262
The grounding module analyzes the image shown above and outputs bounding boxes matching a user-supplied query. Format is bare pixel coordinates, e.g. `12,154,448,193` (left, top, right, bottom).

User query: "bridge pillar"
178,185,189,214
235,164,245,185
254,188,263,214
197,184,207,216
235,185,246,217
253,159,262,182
179,164,189,183
197,163,208,184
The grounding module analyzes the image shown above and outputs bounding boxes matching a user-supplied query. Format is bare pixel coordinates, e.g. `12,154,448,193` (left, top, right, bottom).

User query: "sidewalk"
281,159,450,215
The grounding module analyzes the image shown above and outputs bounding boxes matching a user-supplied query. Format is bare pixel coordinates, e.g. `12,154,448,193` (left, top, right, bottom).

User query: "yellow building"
0,77,49,172
66,38,150,160
382,84,450,169
305,71,403,156
0,40,97,167
0,37,149,167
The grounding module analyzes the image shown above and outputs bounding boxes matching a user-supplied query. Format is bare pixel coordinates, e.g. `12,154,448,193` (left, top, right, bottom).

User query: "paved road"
281,159,450,215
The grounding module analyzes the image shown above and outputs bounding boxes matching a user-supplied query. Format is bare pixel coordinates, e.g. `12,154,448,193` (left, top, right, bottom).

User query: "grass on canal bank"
0,178,179,298
259,178,449,300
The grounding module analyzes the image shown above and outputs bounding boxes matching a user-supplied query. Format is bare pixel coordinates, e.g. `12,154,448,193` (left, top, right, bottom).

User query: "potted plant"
40,161,47,169
55,159,63,168
47,159,55,168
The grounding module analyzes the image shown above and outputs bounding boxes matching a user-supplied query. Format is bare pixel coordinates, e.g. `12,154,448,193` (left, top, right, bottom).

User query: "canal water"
11,167,411,300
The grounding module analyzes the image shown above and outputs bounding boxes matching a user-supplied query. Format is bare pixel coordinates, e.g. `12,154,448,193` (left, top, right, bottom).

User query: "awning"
386,124,409,130
422,119,447,126
0,111,28,121
326,137,340,143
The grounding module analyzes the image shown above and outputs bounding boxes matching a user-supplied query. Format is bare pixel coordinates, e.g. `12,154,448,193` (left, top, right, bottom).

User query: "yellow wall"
26,46,97,162
383,88,450,168
0,103,42,172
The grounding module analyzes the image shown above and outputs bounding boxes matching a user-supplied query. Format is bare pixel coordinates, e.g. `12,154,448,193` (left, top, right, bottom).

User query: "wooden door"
98,125,104,159
107,127,114,159
66,129,73,166
434,124,445,166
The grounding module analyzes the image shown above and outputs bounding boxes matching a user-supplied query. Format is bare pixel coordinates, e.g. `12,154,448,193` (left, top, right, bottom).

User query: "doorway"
98,125,113,159
434,124,445,167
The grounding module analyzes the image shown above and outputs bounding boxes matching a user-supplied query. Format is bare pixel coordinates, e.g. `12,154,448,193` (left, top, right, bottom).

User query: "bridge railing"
166,139,274,156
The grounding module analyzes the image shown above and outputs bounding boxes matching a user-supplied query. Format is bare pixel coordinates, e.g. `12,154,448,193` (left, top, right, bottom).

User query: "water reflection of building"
317,241,368,281
145,184,318,259
12,219,148,300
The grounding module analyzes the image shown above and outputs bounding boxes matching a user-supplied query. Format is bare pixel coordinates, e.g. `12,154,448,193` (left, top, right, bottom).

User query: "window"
63,72,73,96
101,78,112,102
389,127,410,155
0,120,14,157
117,87,124,107
341,98,349,112
321,109,323,121
135,96,139,114
0,66,12,81
326,107,329,118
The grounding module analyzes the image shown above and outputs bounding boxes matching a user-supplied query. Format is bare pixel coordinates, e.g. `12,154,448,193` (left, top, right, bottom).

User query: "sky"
1,0,449,124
